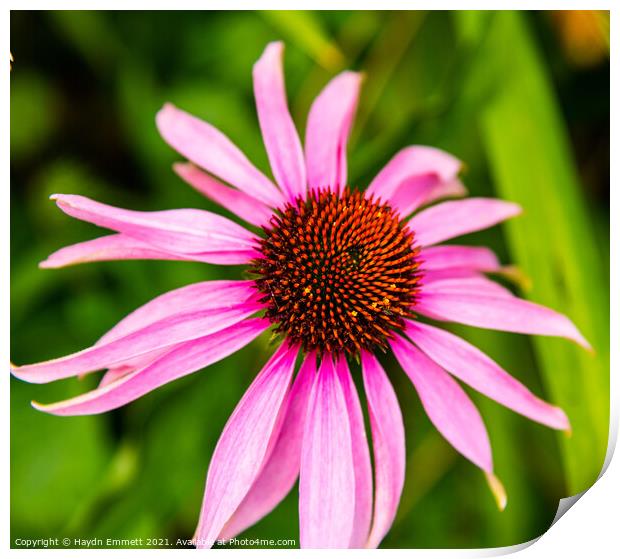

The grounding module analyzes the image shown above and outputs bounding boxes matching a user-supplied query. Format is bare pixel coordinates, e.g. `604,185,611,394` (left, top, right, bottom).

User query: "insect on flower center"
252,188,422,356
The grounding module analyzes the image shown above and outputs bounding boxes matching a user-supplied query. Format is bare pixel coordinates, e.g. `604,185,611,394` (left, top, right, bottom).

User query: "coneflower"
11,41,589,549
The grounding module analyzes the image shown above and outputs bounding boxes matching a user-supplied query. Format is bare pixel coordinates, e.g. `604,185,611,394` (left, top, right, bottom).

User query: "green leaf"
260,11,345,71
455,11,609,494
10,378,112,541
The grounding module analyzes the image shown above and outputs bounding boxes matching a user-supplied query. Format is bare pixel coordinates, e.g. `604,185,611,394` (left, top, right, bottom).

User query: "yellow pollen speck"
350,310,358,317
371,301,378,309
303,286,312,295
382,297,391,306
390,283,396,289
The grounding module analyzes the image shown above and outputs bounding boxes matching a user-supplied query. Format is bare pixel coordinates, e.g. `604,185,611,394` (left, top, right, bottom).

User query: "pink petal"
299,357,356,548
391,335,492,472
174,163,273,228
40,234,182,268
195,342,299,549
219,352,316,540
366,146,462,201
12,303,262,383
305,72,361,194
40,233,259,268
361,352,405,549
405,320,570,430
51,194,259,256
156,103,284,207
421,268,481,283
409,198,522,247
486,472,508,511
420,245,501,272
96,347,176,387
31,318,269,415
389,175,467,217
335,355,372,548
416,291,591,349
421,276,515,298
253,42,306,202
97,280,258,344
98,365,134,387
177,249,261,265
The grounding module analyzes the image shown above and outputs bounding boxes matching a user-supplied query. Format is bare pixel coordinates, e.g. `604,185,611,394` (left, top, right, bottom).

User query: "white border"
5,4,616,557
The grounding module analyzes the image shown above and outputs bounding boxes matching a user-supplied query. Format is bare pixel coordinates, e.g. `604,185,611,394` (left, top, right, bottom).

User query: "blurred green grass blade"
260,10,345,71
48,11,119,71
350,11,425,146
10,71,58,161
455,11,609,494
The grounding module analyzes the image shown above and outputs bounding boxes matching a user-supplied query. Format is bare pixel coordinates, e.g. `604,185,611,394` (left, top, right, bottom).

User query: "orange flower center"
252,188,422,356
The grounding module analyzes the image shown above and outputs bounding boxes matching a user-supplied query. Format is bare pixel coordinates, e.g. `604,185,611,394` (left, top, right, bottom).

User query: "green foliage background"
10,10,610,549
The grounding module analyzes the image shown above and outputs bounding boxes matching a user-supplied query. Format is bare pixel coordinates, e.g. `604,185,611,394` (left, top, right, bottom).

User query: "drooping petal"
405,320,570,430
391,335,492,472
39,233,258,268
195,342,299,549
174,163,273,227
40,234,182,268
31,318,269,415
305,71,361,194
409,198,522,247
97,280,258,344
253,42,306,202
98,365,135,388
416,291,591,349
335,355,372,548
12,303,262,383
299,357,356,548
156,103,284,207
361,352,405,549
219,352,316,540
420,245,501,272
366,146,462,201
389,176,467,217
421,268,481,283
90,283,258,378
97,347,174,386
50,194,259,256
421,276,515,299
486,472,508,511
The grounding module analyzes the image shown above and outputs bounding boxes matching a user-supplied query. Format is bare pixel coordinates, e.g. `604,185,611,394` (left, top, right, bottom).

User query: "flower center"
252,188,422,356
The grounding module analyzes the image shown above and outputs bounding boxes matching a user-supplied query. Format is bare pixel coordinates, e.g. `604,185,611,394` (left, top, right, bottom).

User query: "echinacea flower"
11,42,590,549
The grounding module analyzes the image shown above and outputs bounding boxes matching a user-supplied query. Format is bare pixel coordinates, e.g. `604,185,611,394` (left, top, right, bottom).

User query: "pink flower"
11,42,590,549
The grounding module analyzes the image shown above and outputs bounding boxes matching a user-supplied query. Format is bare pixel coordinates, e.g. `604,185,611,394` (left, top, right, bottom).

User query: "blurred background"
10,10,610,549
